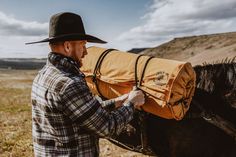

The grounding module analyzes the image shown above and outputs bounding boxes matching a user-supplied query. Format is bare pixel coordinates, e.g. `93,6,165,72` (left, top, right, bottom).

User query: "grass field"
0,69,147,157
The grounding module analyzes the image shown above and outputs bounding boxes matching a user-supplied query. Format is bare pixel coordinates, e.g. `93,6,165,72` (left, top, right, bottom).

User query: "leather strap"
92,49,116,99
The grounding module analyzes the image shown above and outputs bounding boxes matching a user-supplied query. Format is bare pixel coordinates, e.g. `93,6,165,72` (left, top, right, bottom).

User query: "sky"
0,0,236,58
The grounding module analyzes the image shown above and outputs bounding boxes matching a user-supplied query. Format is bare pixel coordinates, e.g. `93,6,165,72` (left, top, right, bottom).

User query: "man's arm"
57,79,144,137
96,94,129,111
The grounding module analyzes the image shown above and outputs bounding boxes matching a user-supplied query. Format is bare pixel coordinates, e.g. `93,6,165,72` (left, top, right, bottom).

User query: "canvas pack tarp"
80,46,196,120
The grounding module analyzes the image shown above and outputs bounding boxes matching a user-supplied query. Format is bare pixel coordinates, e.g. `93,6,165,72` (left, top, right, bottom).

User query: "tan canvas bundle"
81,46,196,120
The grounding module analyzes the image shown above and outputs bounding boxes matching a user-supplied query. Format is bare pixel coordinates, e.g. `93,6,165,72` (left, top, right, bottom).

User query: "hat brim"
25,34,107,44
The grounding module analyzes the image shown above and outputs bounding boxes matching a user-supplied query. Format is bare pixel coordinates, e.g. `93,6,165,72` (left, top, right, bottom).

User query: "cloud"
0,11,49,58
0,11,48,36
181,0,236,20
117,0,236,50
0,35,49,58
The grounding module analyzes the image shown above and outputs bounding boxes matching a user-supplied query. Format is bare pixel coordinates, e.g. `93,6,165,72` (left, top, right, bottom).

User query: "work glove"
114,93,129,108
127,89,145,109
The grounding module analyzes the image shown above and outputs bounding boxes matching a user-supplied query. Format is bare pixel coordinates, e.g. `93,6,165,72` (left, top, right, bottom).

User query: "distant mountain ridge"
128,48,150,54
0,58,46,69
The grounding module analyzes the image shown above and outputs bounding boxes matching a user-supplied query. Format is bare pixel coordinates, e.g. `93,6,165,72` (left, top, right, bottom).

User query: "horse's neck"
193,63,236,123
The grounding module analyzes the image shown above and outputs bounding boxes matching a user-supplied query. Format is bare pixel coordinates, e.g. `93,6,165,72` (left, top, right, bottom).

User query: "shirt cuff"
101,99,116,111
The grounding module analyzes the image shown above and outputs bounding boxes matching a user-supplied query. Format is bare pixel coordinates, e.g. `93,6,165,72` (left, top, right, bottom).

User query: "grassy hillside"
0,70,35,157
140,32,236,65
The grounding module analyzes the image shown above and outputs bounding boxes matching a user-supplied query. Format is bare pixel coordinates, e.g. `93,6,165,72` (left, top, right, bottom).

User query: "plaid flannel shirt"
31,60,134,157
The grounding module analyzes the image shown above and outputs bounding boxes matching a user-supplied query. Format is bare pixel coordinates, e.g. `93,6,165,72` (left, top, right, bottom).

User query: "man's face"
69,40,87,63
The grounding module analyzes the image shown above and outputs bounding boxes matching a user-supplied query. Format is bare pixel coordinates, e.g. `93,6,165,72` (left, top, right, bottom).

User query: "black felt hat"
26,12,107,44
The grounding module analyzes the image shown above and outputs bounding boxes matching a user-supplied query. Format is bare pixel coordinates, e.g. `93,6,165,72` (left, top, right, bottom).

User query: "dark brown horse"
109,60,236,157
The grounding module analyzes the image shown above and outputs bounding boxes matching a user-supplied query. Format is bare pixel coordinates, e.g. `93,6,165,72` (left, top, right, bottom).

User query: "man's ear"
64,41,70,53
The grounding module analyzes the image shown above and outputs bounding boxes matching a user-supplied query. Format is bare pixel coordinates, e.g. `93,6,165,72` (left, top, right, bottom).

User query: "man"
27,12,145,157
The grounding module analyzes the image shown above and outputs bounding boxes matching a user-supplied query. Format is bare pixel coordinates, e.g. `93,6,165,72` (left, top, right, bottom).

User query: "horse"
109,60,236,157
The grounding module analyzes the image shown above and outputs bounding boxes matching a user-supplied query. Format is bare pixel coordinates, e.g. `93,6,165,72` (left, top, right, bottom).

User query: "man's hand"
114,88,145,109
127,90,145,110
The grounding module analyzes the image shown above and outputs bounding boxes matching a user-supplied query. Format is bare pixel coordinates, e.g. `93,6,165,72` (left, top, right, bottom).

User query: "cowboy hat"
26,12,107,44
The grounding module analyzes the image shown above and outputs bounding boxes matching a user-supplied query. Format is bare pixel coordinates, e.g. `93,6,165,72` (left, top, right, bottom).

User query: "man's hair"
49,41,65,51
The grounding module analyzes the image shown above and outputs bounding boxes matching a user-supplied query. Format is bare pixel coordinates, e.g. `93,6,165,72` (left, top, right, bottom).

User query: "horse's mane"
202,56,236,66
193,57,236,93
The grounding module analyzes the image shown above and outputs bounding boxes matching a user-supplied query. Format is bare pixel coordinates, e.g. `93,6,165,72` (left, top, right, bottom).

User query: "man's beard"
78,60,83,68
